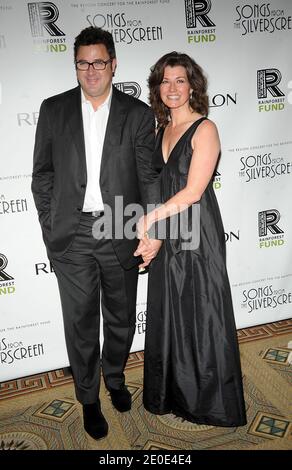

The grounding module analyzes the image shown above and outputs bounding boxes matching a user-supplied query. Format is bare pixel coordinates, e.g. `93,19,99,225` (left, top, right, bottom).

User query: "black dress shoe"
83,400,108,440
108,386,131,412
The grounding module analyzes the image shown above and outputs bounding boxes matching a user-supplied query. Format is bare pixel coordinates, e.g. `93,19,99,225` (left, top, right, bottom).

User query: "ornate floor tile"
262,348,291,365
249,412,291,439
33,399,76,422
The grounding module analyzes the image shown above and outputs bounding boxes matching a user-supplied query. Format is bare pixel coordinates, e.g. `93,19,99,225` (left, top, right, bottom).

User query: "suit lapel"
66,86,87,174
65,85,128,189
104,86,128,146
100,86,128,188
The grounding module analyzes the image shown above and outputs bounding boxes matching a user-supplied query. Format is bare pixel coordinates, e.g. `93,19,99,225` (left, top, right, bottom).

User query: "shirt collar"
81,86,112,111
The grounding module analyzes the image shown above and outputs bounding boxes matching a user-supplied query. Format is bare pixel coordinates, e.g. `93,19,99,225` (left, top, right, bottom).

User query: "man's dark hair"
74,27,116,61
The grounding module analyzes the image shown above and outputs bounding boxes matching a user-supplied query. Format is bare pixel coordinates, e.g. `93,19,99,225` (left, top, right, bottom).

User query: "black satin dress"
143,118,247,427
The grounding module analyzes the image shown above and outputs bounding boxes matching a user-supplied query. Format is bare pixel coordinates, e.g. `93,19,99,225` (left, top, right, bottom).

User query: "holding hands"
134,214,162,268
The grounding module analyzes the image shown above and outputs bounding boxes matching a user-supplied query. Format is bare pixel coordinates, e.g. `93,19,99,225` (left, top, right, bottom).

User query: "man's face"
76,44,116,105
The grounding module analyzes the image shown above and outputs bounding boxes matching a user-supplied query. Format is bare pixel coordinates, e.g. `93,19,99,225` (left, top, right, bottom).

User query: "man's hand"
134,238,162,268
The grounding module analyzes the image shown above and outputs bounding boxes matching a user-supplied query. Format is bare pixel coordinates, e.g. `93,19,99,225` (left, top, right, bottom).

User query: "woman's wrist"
147,210,158,227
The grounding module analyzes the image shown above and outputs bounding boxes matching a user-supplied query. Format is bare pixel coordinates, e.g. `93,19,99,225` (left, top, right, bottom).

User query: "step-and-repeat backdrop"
1,0,291,381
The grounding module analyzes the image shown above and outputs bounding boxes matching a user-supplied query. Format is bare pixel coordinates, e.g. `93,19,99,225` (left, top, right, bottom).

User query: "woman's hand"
135,213,162,267
134,239,163,268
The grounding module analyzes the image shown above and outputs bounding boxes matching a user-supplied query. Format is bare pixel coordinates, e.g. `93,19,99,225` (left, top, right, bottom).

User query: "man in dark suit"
31,26,161,440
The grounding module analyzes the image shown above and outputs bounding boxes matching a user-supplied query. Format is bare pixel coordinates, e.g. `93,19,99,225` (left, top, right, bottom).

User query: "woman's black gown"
143,118,247,427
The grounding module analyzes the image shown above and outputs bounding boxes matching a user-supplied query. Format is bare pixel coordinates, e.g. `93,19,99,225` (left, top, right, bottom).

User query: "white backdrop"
0,0,291,381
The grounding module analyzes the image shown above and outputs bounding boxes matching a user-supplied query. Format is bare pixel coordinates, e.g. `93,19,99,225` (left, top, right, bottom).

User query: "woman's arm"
138,119,220,237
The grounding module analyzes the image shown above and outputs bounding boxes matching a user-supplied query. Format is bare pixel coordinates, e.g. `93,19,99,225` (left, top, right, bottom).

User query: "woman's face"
159,65,192,110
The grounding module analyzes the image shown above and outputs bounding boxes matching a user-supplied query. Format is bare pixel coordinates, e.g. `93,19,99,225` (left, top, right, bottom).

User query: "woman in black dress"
138,52,246,427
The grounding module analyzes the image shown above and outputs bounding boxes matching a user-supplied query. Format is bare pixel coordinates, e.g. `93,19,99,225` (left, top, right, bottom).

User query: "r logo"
28,2,65,37
0,254,14,282
114,82,141,99
257,69,285,98
258,209,284,236
185,0,215,28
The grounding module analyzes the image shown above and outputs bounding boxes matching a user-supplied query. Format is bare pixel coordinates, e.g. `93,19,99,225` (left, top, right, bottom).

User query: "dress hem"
144,405,247,428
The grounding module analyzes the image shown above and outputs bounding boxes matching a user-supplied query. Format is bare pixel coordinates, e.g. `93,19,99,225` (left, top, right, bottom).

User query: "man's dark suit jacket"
32,85,160,269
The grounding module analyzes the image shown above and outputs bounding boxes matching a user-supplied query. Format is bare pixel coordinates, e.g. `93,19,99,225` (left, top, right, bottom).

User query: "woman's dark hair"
74,26,116,61
148,51,209,127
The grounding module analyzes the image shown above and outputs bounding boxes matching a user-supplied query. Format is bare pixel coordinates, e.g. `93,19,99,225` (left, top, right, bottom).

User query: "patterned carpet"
0,319,291,451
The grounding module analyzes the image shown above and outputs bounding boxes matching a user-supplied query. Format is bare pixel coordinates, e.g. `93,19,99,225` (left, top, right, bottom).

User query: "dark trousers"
51,213,138,404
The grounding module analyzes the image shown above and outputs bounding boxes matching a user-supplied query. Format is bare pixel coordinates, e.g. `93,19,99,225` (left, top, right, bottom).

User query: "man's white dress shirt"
81,88,112,212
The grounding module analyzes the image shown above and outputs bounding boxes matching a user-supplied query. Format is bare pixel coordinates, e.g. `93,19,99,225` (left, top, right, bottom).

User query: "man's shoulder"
113,86,149,111
43,86,79,105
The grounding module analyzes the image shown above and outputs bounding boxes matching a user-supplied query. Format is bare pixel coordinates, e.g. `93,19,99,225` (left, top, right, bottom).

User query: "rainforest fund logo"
258,209,285,249
213,170,221,190
185,0,216,45
27,2,67,53
0,253,15,296
257,68,285,112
